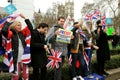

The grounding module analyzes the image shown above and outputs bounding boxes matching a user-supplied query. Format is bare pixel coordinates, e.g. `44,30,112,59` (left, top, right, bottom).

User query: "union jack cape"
0,14,20,56
0,14,31,72
3,26,31,73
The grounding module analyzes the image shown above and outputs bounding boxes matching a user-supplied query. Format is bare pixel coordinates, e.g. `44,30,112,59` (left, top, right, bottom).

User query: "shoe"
77,75,84,80
72,77,77,80
87,74,94,78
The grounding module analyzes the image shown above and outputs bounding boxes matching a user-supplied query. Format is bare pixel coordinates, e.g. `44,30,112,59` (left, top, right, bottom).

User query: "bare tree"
81,2,95,18
33,11,43,28
0,13,9,20
105,0,119,31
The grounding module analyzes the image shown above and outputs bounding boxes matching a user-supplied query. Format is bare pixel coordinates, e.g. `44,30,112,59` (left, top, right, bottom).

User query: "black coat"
25,20,47,67
95,28,110,61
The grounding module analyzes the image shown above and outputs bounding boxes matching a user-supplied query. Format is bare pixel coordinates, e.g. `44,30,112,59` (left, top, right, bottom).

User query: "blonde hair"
9,21,21,30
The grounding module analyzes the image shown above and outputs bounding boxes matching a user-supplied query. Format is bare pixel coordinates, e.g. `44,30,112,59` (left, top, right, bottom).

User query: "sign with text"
56,28,73,44
4,4,17,14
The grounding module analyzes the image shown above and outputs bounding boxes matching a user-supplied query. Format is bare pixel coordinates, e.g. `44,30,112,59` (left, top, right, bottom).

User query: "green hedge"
91,54,120,73
0,55,120,80
105,55,120,70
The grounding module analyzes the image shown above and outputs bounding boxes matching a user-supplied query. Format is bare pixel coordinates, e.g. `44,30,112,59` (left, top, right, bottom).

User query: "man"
94,20,110,76
25,18,49,80
46,16,68,80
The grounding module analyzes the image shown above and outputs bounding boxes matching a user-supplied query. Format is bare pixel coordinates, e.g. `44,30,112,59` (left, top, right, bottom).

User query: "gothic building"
65,0,74,18
57,0,74,19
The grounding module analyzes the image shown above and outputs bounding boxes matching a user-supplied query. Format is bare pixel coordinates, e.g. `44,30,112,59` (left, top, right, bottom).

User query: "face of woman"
15,22,22,32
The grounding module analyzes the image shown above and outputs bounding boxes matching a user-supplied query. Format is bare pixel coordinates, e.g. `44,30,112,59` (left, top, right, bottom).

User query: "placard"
56,28,72,44
4,4,17,14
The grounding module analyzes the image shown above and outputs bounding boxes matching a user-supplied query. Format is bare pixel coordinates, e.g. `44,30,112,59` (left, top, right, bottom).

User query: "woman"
25,20,49,80
2,14,31,80
70,22,85,80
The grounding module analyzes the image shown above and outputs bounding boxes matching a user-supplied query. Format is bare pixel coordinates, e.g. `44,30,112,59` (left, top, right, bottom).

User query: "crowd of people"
0,14,111,80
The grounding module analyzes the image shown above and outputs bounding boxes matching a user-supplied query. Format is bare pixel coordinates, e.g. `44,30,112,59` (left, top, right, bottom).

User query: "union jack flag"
0,14,20,72
46,49,62,69
94,10,101,16
85,10,101,21
85,11,93,21
78,28,88,42
92,10,101,20
78,28,89,70
1,14,31,72
101,13,106,28
68,54,72,64
0,14,20,30
83,51,89,71
63,15,74,30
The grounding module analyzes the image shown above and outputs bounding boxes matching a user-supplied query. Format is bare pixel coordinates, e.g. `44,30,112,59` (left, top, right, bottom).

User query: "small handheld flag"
46,49,62,69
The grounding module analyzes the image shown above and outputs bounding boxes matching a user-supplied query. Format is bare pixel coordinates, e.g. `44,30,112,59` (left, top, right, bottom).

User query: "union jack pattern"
85,11,93,21
46,49,62,69
101,13,106,28
83,51,89,71
0,14,31,72
63,15,74,30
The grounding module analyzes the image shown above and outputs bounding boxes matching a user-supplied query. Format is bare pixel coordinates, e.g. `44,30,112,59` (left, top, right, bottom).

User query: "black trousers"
71,52,85,78
97,55,105,75
33,66,47,80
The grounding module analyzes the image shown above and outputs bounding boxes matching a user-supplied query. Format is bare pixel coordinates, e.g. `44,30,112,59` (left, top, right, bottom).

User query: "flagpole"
8,0,13,4
11,0,13,4
8,0,14,15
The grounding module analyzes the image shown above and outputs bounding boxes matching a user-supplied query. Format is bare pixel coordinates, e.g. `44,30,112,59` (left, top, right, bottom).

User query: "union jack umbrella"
46,49,62,69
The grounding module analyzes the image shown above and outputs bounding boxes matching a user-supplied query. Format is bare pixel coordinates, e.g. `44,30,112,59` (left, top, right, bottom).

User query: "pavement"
106,67,120,80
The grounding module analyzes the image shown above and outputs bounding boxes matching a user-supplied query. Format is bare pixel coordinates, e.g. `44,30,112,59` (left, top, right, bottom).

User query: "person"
25,19,49,80
82,21,99,77
1,14,30,80
46,16,68,80
112,31,119,48
70,22,85,80
94,20,110,76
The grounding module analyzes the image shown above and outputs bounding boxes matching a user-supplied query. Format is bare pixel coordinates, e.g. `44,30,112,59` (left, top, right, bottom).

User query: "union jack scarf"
46,49,62,69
